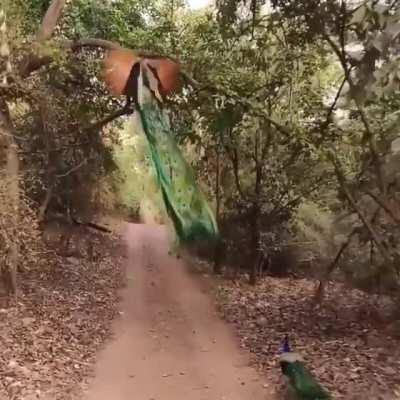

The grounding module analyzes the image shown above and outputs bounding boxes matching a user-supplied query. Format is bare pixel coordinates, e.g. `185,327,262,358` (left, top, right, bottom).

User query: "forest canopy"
0,0,399,296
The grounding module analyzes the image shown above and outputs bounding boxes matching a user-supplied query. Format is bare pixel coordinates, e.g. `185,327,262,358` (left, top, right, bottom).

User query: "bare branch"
322,26,386,195
314,206,382,305
193,83,291,136
56,159,87,178
37,0,67,42
334,159,393,267
82,106,132,133
314,226,357,305
63,38,121,51
38,186,54,222
20,0,67,77
365,191,400,226
19,38,120,78
316,76,347,147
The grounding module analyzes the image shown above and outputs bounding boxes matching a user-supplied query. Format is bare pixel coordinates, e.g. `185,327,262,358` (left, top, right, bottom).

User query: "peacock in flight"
279,336,332,400
100,48,218,245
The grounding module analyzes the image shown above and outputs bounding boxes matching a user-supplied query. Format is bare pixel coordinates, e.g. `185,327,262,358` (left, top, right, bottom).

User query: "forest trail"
84,223,270,400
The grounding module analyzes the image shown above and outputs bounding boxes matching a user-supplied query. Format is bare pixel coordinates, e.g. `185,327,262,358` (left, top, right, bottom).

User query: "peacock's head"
279,335,304,374
282,335,291,353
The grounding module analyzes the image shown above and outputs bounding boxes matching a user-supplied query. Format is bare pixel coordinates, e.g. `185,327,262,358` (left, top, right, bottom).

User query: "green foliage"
2,0,400,291
296,202,337,260
62,0,152,43
112,119,167,222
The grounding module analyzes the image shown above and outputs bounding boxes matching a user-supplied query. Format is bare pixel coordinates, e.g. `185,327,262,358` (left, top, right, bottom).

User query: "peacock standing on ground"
279,336,332,400
101,48,219,245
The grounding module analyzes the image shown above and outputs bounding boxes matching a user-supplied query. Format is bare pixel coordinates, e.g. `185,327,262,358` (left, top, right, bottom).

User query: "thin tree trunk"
38,186,53,222
0,102,20,295
38,99,55,222
213,147,222,274
249,129,262,285
249,203,260,285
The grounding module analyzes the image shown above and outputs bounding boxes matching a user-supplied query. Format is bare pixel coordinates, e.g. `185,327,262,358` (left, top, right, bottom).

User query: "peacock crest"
279,336,331,400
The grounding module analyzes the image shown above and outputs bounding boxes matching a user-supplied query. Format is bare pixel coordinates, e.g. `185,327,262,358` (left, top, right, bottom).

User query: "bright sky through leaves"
188,0,211,9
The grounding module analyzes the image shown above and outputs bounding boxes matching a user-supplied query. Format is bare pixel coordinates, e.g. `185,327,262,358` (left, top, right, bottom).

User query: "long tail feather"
132,60,219,244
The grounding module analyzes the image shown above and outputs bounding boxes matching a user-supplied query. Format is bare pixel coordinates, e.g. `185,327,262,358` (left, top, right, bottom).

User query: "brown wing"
101,47,180,96
101,48,140,96
145,57,181,95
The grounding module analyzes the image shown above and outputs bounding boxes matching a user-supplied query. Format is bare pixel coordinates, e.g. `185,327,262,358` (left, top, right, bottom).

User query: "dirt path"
84,223,269,400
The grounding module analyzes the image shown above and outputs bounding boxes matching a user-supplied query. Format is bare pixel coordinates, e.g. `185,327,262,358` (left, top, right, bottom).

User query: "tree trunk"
249,203,260,285
38,98,56,222
7,141,19,295
249,128,262,286
0,101,20,296
213,239,223,275
213,147,222,274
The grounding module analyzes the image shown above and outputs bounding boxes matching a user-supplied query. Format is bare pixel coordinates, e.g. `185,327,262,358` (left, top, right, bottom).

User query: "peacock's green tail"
132,59,219,245
280,352,332,400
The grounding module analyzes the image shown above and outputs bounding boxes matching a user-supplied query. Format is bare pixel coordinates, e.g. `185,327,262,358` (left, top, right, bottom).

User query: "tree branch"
334,159,393,267
20,0,67,77
82,105,133,133
313,227,356,305
56,158,87,178
20,38,120,78
322,26,386,195
63,38,121,51
37,0,67,42
316,76,347,147
188,81,291,137
365,190,400,226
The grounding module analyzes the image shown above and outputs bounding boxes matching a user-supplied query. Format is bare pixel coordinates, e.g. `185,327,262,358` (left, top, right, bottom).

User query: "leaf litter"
216,277,400,399
0,229,125,400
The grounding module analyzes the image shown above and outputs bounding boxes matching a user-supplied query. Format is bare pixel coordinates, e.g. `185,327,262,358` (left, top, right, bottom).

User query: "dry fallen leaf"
0,230,124,400
216,277,400,399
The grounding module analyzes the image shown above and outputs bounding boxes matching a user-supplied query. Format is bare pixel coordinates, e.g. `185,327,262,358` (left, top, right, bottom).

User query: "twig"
316,76,347,147
314,227,358,305
70,214,112,233
314,205,382,304
191,83,290,136
334,159,393,267
322,26,386,195
82,106,132,133
63,38,121,51
365,190,400,226
56,159,87,178
38,185,53,222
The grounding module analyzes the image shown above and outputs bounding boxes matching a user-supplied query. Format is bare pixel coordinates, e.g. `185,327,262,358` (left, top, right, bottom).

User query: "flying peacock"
100,47,219,245
279,336,332,400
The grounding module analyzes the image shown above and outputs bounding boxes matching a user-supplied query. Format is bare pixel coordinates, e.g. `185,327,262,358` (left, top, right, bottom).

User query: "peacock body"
101,49,219,245
279,337,332,400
